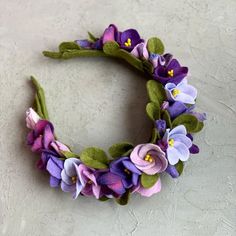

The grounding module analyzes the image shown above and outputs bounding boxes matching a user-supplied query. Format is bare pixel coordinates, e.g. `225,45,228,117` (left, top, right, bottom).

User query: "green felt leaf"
62,49,108,59
108,142,134,159
59,42,80,52
61,151,79,159
115,190,130,205
150,128,160,143
146,80,166,105
141,173,159,189
147,37,165,55
42,51,62,59
34,94,43,118
87,31,98,42
98,196,109,201
143,60,154,75
103,41,120,55
146,102,160,121
80,147,109,169
172,114,199,133
31,76,49,120
194,121,204,133
162,110,172,128
175,161,184,176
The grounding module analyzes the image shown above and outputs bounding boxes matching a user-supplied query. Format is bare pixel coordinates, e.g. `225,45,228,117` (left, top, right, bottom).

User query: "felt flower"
133,178,162,197
155,119,167,137
163,125,192,165
110,157,141,189
61,158,82,199
77,164,101,199
26,108,41,129
42,150,64,187
102,24,119,44
165,164,180,178
165,101,188,119
50,140,70,156
97,171,126,198
153,54,188,85
165,79,197,104
130,144,168,175
27,120,54,152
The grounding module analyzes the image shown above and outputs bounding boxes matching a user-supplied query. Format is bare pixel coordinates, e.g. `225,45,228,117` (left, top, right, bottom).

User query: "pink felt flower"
26,108,41,129
130,144,168,175
133,178,162,197
51,140,70,155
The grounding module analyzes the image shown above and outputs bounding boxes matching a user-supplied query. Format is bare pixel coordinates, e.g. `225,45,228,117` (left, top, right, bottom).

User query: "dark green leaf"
146,80,166,105
108,142,134,159
150,128,160,143
115,190,130,205
141,173,159,188
59,42,80,52
172,114,199,133
87,31,98,42
146,102,160,121
42,51,62,59
175,161,184,176
80,147,109,169
194,121,204,133
147,37,165,54
143,60,154,74
98,196,109,201
162,110,172,128
62,49,107,59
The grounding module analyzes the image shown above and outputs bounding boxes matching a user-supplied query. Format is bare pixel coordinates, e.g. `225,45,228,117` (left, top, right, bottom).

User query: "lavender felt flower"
165,79,197,104
110,157,141,189
153,54,188,85
130,144,168,175
61,158,82,199
163,125,192,165
27,119,55,152
77,164,101,199
43,150,64,187
26,108,40,129
133,178,162,197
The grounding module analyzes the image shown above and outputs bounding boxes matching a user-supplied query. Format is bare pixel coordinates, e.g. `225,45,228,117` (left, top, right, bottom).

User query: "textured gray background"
0,0,235,235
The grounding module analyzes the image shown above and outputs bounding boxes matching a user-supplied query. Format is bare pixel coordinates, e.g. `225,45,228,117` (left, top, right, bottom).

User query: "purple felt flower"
165,79,197,104
50,140,70,156
165,164,180,178
26,108,41,129
132,178,162,197
131,42,149,60
75,39,93,49
97,171,126,198
153,54,188,85
163,125,192,165
61,158,82,199
130,144,168,175
110,157,141,189
155,119,166,137
27,119,55,152
77,164,101,199
102,24,119,44
165,101,188,119
42,150,64,187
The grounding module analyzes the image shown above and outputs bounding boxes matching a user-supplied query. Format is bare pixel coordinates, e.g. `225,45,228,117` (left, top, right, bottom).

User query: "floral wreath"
26,24,206,205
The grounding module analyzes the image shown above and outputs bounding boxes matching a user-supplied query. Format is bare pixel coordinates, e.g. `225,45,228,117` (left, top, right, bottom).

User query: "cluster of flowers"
26,24,206,202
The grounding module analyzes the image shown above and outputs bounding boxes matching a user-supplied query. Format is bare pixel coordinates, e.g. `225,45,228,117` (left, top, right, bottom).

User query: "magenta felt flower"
26,108,41,129
130,144,168,175
27,119,55,152
133,178,162,197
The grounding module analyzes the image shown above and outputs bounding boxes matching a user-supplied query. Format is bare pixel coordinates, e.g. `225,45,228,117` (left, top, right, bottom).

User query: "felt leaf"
62,49,107,59
87,31,98,42
175,161,184,176
98,196,109,201
150,128,160,143
143,60,154,75
80,147,109,169
172,114,199,133
146,102,160,121
147,37,165,54
59,42,80,52
141,173,159,189
108,142,134,159
61,151,79,159
103,41,120,55
146,80,166,105
42,51,62,59
161,110,172,128
193,121,204,133
115,190,130,205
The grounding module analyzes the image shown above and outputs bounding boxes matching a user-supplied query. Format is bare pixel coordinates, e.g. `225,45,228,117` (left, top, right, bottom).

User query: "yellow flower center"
168,138,174,147
71,176,77,184
172,88,181,97
124,168,130,174
124,38,132,47
144,154,153,163
168,69,174,77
